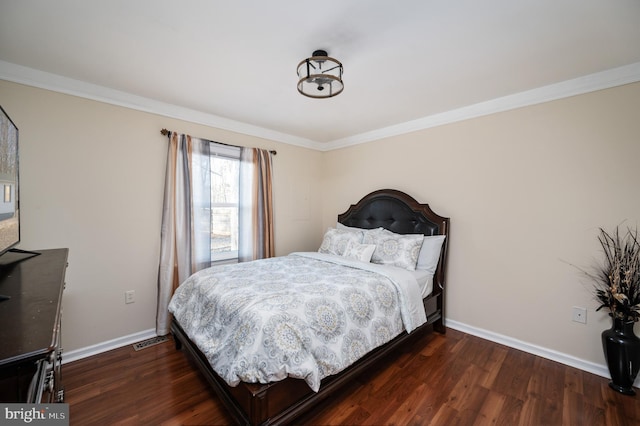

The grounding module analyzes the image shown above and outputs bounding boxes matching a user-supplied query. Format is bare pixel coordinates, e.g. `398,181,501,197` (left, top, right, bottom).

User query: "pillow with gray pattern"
363,228,424,270
318,227,363,256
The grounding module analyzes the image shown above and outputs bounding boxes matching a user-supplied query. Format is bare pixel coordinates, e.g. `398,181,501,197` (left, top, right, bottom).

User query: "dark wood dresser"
0,248,68,403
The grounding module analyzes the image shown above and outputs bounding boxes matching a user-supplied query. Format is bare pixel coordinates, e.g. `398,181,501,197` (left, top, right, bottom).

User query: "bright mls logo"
1,404,69,425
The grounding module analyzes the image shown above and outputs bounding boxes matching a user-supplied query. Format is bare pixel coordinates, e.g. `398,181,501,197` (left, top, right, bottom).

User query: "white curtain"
156,133,211,336
238,147,275,262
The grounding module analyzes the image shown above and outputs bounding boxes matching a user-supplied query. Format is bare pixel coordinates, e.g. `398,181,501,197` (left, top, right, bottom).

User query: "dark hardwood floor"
63,328,639,425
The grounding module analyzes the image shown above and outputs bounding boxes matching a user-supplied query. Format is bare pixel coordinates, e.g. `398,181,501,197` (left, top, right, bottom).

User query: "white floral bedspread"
168,252,426,392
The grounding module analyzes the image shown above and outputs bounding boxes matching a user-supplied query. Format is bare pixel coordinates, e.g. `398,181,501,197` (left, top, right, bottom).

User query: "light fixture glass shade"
297,50,343,98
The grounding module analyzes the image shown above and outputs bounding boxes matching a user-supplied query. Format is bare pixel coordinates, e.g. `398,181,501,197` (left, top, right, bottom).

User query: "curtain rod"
160,128,276,155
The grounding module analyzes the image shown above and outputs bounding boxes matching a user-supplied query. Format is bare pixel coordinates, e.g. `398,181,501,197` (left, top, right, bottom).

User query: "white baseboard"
61,322,639,389
446,319,640,389
62,328,157,364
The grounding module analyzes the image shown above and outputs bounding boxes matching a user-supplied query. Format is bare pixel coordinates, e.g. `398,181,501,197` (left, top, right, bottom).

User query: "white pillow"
416,235,446,274
342,241,376,262
318,228,363,256
363,228,424,271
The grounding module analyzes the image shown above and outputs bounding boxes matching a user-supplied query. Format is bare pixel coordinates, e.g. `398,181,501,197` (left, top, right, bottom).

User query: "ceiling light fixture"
297,50,344,99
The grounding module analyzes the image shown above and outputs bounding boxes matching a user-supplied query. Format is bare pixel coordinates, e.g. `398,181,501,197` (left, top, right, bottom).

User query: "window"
209,144,241,263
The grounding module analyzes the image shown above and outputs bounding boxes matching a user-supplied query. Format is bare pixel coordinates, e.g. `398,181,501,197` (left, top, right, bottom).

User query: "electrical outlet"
125,290,135,304
572,306,587,324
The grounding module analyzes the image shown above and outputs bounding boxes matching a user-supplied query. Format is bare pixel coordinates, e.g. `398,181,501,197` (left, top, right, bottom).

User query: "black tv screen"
0,105,19,255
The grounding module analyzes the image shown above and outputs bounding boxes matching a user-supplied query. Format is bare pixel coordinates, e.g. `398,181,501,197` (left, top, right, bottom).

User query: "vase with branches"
590,226,640,395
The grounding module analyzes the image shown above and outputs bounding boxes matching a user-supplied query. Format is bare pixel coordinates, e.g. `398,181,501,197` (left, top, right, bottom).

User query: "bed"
169,189,450,425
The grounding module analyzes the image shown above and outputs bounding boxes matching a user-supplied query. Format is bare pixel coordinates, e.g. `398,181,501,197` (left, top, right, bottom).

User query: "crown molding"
0,60,323,151
2,60,639,152
323,61,640,151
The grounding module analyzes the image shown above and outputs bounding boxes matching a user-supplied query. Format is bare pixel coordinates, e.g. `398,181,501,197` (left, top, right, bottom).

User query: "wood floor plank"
389,381,429,425
492,348,536,402
63,329,639,425
474,390,507,426
527,356,565,401
562,388,606,426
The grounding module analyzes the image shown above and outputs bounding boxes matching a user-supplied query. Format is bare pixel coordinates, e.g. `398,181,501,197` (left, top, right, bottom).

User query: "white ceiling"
1,1,640,149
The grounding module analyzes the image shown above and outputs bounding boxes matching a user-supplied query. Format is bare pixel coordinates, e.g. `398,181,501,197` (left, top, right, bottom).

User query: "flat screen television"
0,105,20,256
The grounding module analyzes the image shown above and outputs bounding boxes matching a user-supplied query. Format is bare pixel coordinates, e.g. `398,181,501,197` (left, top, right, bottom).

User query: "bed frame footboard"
172,313,442,425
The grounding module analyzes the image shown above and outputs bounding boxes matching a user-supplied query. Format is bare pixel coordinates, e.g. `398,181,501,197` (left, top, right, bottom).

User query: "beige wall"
2,77,639,369
0,80,323,351
322,82,640,366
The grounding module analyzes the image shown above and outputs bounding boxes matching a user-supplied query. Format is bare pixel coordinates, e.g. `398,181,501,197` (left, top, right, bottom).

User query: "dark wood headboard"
337,189,450,292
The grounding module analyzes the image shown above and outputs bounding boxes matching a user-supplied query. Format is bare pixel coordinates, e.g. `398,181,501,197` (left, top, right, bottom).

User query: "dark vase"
601,318,640,395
